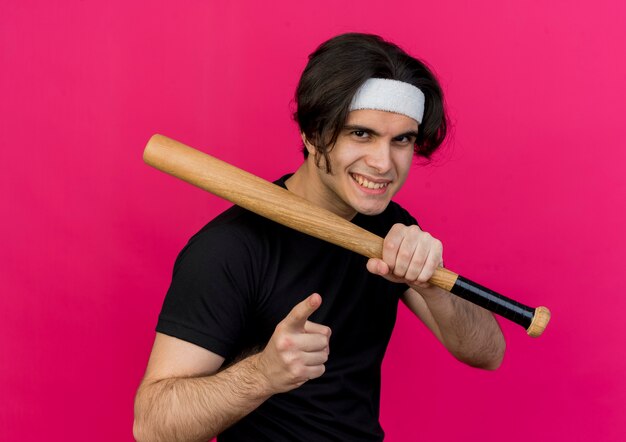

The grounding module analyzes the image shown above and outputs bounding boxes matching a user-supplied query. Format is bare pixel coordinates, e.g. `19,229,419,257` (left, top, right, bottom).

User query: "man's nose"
364,141,392,173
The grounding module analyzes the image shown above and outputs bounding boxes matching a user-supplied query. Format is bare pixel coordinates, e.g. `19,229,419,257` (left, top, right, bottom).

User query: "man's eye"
394,135,414,144
353,130,367,138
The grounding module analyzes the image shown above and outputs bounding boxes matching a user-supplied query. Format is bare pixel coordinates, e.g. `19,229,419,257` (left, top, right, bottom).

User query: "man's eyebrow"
343,124,381,136
343,124,419,139
397,130,419,139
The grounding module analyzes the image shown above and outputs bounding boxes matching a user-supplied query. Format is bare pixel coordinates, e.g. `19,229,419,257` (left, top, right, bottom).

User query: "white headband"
349,78,425,124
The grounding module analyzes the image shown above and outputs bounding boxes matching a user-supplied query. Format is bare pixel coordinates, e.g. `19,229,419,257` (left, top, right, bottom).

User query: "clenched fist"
367,223,443,287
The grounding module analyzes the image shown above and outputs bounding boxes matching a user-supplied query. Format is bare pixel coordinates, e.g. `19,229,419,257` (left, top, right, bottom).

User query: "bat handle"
426,267,551,337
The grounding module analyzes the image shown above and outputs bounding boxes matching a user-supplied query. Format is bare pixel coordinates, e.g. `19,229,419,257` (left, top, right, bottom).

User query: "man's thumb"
283,293,322,329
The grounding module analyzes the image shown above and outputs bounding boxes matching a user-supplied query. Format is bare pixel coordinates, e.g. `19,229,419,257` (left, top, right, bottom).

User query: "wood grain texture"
527,306,551,337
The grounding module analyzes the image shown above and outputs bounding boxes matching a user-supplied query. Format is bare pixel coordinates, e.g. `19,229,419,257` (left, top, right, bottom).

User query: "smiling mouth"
351,173,390,190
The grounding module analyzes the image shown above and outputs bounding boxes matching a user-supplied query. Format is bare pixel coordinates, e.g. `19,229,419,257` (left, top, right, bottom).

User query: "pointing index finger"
283,293,322,330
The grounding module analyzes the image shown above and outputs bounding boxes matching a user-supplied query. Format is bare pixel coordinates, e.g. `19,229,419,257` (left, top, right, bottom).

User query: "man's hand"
366,223,505,369
256,293,331,393
366,223,443,287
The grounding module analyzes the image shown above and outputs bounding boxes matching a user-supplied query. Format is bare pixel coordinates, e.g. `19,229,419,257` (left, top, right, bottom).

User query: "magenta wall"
1,1,625,440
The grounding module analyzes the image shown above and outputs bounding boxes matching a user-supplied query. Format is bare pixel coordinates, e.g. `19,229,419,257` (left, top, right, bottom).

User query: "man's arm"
133,294,331,442
133,334,268,442
366,224,505,369
400,286,505,369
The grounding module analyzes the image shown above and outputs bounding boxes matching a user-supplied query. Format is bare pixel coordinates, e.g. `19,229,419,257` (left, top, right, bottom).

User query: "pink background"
1,1,625,440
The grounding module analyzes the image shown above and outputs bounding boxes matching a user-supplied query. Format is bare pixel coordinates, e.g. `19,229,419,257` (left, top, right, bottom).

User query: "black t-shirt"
157,175,418,441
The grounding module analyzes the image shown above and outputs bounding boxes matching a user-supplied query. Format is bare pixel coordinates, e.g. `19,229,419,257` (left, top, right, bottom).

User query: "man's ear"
301,132,331,172
301,133,316,156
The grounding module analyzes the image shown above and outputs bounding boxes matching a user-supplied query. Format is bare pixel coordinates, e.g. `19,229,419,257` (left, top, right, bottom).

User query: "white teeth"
352,174,388,190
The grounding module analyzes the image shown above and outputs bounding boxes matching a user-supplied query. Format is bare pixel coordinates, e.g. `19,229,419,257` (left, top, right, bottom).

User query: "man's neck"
285,159,357,221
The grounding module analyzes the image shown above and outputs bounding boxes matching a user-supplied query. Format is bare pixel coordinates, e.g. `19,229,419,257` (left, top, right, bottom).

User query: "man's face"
305,109,418,219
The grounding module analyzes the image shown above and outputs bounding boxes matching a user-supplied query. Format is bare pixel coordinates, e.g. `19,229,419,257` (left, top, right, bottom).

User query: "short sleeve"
156,226,259,359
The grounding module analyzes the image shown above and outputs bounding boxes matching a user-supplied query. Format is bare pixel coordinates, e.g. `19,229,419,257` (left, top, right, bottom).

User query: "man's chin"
355,203,389,217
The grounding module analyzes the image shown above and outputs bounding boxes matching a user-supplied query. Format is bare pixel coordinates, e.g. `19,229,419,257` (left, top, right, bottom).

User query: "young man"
134,33,505,442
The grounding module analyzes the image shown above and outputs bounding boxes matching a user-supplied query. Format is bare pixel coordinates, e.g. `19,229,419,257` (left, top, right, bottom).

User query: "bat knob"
526,306,551,337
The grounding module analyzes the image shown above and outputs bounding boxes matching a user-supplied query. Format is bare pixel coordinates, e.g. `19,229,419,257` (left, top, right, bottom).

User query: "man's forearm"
413,285,506,369
133,353,271,442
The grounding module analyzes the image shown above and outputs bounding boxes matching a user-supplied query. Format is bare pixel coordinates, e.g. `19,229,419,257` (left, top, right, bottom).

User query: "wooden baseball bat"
143,134,551,337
